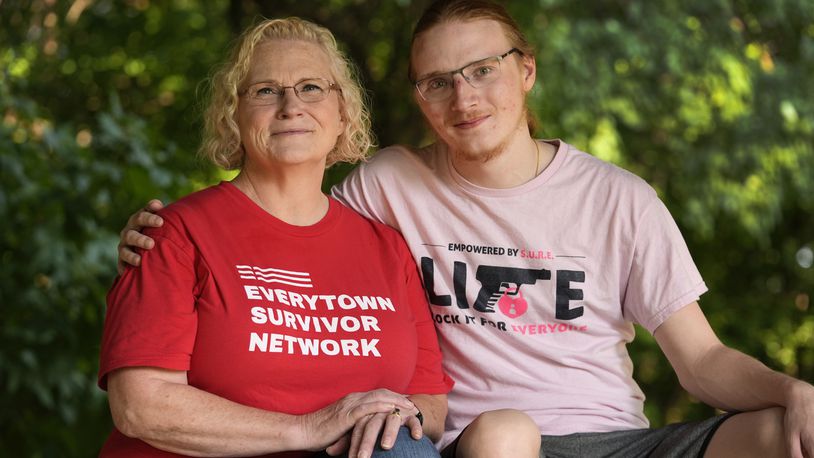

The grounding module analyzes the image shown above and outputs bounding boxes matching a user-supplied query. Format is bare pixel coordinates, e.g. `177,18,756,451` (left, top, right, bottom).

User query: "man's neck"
447,134,556,189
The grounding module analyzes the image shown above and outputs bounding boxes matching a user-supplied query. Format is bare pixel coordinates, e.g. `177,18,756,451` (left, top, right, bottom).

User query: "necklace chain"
242,170,271,212
533,139,542,177
238,169,329,222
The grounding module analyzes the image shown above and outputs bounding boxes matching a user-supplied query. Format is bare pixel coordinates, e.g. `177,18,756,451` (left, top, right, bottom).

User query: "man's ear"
522,55,536,92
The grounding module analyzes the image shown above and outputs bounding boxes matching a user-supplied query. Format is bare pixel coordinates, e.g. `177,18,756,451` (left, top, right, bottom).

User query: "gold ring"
391,408,401,417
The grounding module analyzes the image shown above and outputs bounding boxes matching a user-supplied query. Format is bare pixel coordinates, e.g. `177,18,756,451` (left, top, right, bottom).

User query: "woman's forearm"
108,367,418,456
407,393,447,442
109,368,304,456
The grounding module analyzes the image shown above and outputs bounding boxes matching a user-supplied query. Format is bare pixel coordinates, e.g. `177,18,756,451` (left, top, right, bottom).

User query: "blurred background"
1,0,812,455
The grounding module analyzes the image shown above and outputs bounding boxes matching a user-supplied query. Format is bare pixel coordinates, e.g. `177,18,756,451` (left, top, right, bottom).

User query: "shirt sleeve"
397,237,455,395
98,215,200,390
331,157,395,227
622,197,708,334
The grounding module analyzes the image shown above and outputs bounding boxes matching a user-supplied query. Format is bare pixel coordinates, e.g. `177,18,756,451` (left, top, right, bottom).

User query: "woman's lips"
272,129,311,136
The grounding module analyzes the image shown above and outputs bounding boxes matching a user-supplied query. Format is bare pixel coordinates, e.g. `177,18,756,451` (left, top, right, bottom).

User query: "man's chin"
452,144,503,164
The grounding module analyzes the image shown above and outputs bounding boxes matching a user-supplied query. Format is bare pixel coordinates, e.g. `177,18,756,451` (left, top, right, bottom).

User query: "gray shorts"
440,413,736,458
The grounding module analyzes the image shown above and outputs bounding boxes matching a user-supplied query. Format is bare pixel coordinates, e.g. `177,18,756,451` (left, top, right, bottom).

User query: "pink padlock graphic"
497,285,528,318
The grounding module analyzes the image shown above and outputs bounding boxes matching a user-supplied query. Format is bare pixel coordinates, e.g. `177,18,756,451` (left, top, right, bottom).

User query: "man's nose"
450,73,477,109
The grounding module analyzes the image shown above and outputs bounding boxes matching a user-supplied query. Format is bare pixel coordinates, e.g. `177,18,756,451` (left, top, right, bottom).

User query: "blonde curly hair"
199,17,375,169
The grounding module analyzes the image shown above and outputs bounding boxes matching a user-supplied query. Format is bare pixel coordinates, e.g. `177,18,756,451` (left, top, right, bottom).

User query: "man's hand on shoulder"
117,199,165,274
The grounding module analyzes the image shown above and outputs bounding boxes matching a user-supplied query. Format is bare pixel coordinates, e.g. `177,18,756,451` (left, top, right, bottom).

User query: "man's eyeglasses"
241,78,340,106
414,48,522,102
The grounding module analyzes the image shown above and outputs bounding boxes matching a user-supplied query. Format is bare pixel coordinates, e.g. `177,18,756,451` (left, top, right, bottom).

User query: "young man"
119,1,813,457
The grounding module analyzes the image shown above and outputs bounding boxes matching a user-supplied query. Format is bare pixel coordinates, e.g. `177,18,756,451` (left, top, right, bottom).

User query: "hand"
117,199,165,274
345,406,423,458
299,390,416,453
785,381,814,458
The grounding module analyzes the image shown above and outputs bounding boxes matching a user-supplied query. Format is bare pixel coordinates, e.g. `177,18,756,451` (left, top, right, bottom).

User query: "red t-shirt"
98,182,453,457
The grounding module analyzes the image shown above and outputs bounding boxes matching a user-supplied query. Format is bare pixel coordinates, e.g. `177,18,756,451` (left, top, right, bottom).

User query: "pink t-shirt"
99,182,452,457
333,140,707,448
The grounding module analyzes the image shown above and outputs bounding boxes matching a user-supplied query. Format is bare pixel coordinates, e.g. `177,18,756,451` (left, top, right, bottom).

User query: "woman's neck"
231,165,329,226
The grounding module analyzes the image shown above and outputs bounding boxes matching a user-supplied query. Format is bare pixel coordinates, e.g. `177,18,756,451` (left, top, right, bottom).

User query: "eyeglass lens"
416,49,518,102
244,79,333,105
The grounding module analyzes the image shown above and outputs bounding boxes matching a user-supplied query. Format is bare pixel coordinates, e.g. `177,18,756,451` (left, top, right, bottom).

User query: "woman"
98,17,452,457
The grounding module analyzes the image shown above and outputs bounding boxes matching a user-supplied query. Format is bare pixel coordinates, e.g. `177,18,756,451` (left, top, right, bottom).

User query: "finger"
121,207,163,239
379,409,404,449
788,431,803,458
324,434,350,456
404,414,423,440
362,389,416,410
376,390,418,415
122,211,149,234
357,412,387,458
118,246,142,268
397,397,417,411
348,415,372,458
136,210,163,229
346,401,403,424
794,432,813,458
123,229,156,250
145,199,165,211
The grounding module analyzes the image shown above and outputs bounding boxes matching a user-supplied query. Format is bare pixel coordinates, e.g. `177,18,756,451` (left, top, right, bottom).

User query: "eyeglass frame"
413,48,522,102
239,78,341,106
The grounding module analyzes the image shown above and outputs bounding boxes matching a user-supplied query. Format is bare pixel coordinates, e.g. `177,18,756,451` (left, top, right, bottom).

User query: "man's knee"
748,407,787,454
456,409,540,458
706,407,787,458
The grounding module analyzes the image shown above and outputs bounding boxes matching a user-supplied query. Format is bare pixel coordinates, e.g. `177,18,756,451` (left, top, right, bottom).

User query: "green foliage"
0,78,175,456
1,0,227,454
1,0,811,455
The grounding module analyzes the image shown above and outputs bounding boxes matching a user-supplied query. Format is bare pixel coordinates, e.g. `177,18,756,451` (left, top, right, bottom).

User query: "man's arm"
408,393,447,442
654,301,814,457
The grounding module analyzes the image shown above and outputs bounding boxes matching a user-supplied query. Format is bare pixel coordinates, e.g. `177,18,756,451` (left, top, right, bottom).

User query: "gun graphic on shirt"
473,265,551,312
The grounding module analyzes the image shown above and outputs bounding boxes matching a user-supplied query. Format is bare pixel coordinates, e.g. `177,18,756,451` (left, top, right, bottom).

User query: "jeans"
316,426,440,458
